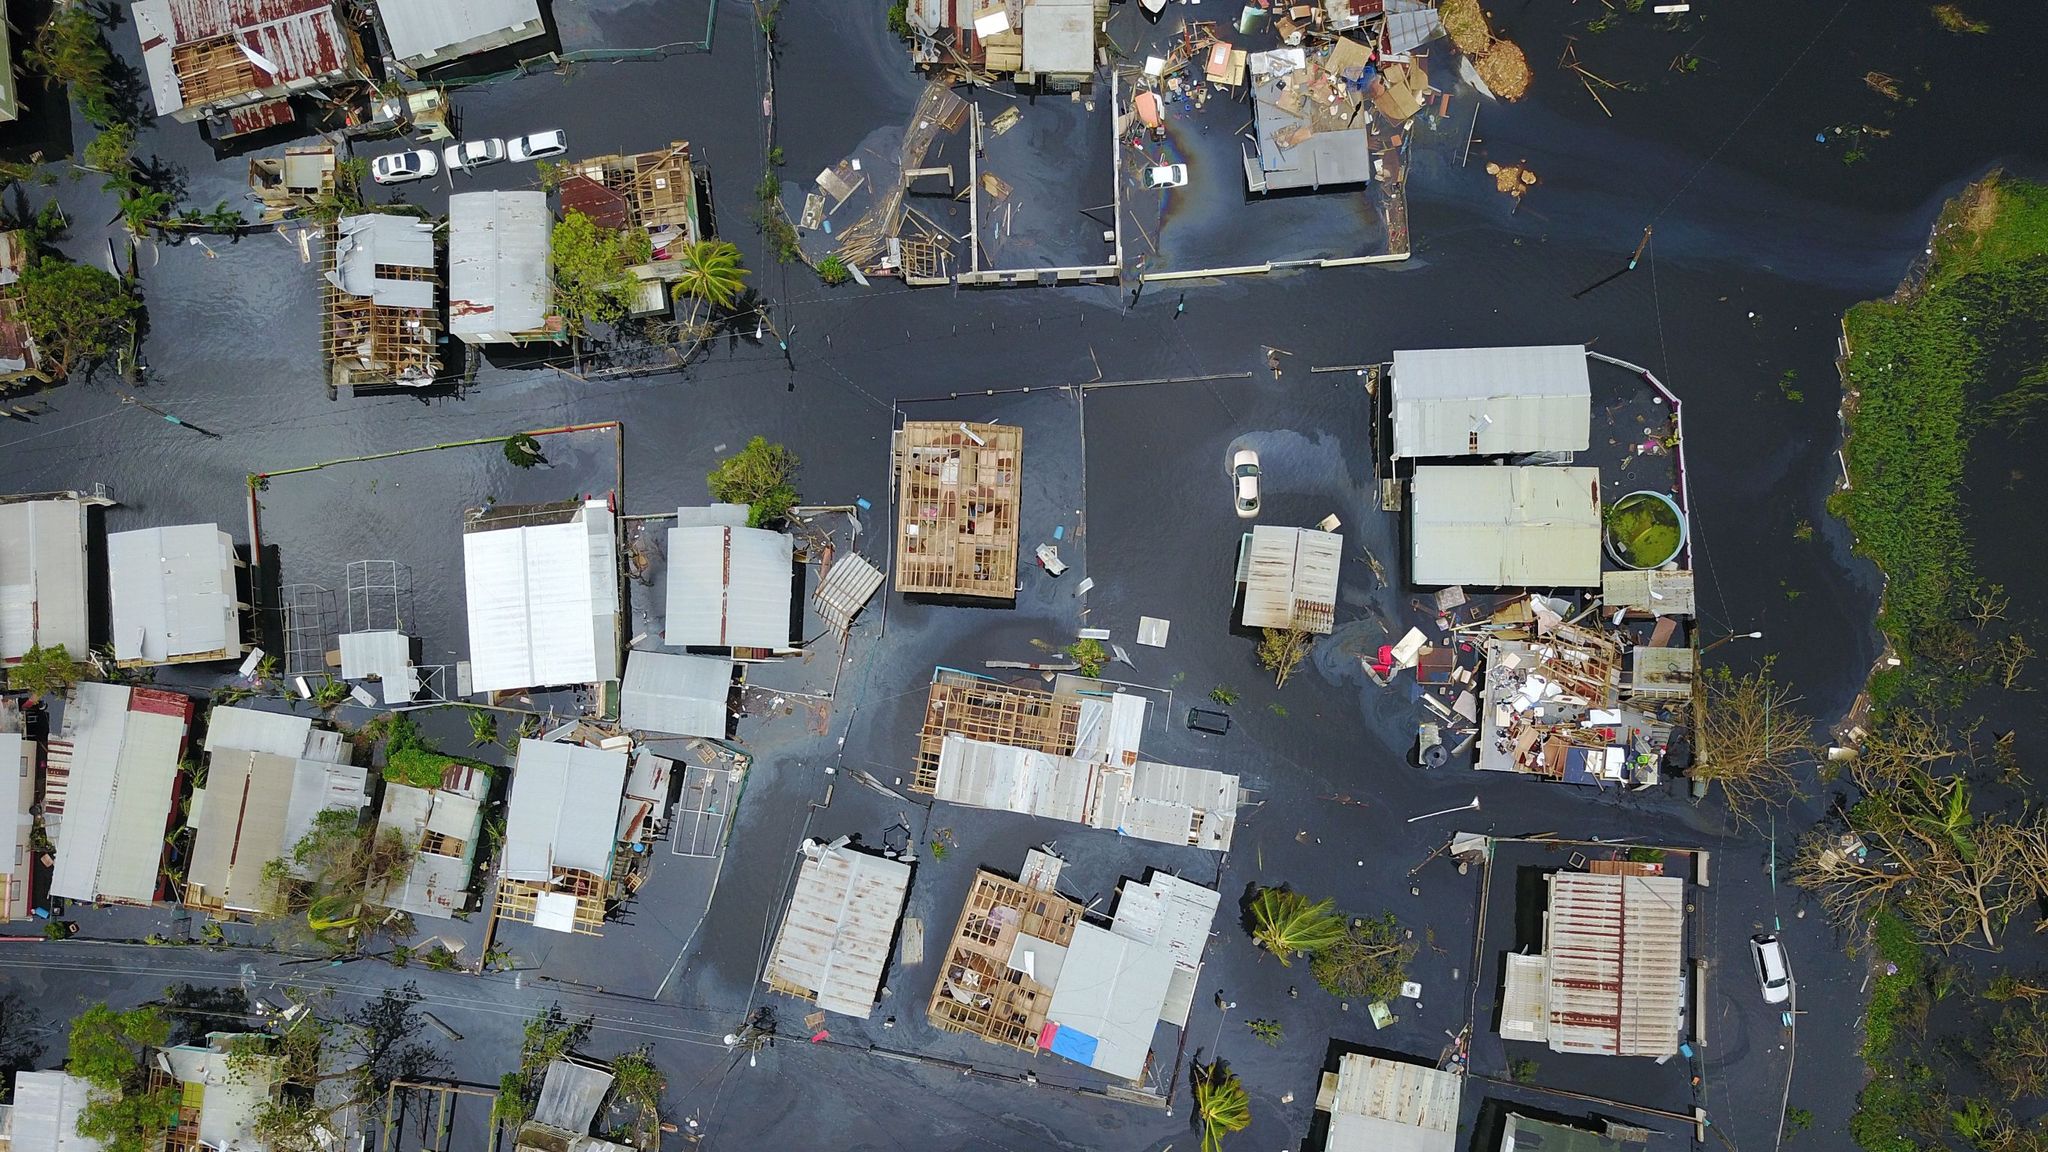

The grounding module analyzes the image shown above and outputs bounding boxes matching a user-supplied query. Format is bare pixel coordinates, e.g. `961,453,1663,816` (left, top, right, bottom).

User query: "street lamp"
1700,630,1762,655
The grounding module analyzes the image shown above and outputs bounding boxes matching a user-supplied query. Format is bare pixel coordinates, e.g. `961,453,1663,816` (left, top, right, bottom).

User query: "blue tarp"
1046,1024,1099,1066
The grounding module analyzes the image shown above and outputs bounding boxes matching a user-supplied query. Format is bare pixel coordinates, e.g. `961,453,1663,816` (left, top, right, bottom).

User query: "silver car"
1751,934,1791,1004
442,138,506,171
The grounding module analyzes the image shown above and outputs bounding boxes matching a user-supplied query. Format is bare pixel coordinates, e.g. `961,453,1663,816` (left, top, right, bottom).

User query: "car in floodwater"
1233,448,1262,517
370,149,438,185
442,138,507,171
508,130,568,162
1752,933,1792,1004
1144,163,1188,189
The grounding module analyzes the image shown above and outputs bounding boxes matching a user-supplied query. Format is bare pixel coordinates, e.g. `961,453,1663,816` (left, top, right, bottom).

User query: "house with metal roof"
554,141,706,315
372,766,488,920
664,507,795,651
46,683,194,906
106,522,245,667
619,649,735,738
1409,466,1602,588
1391,346,1592,459
158,1034,280,1152
1236,525,1342,634
1019,0,1095,87
2,730,32,920
375,0,546,73
1313,1052,1462,1152
132,0,365,135
4,1071,101,1152
461,498,620,696
185,707,366,915
449,191,558,345
496,739,629,936
325,213,443,390
764,840,913,1019
1,493,90,666
1500,870,1686,1057
1499,1114,1635,1152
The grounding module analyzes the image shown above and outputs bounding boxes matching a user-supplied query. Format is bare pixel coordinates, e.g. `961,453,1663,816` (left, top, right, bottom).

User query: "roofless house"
555,141,709,316
894,422,1022,599
323,213,443,392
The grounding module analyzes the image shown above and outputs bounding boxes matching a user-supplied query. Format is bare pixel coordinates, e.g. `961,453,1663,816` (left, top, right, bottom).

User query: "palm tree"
1249,887,1346,966
671,239,750,331
1194,1062,1251,1152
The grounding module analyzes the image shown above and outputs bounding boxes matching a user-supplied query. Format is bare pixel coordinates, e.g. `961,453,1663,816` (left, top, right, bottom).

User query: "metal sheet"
663,521,794,649
0,496,91,662
1324,1053,1461,1152
106,523,239,664
1391,346,1591,459
376,0,544,67
1409,466,1602,588
619,649,733,737
448,191,551,341
502,739,628,881
463,510,613,694
1046,923,1176,1080
764,847,912,1018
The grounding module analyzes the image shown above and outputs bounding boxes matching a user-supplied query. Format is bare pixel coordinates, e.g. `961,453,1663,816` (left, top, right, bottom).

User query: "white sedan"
1144,163,1188,189
370,149,438,185
1232,449,1261,518
442,138,506,171
508,130,568,162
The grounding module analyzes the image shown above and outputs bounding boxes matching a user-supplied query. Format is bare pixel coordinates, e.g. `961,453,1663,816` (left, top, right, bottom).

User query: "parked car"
370,149,438,185
1144,163,1188,189
508,130,568,163
442,138,506,171
1186,707,1232,735
1751,934,1791,1004
1232,449,1262,518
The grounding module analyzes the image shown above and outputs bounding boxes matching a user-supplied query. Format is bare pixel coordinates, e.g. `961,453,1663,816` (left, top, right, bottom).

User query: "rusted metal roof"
558,175,631,231
137,0,354,118
1541,872,1685,1057
166,0,349,74
222,95,295,137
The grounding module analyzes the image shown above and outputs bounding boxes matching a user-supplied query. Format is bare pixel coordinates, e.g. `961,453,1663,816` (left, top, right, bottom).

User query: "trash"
1074,576,1095,596
1053,525,1065,540
1137,616,1171,647
1078,628,1111,640
1400,981,1423,1000
990,106,1023,135
1368,1001,1393,1028
855,496,872,510
1035,543,1067,575
1317,513,1342,532
1110,643,1133,669
1390,627,1429,669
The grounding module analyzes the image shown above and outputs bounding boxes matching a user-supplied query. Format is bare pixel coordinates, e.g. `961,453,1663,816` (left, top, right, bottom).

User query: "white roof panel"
204,705,314,758
49,683,186,904
8,1071,103,1152
1410,466,1603,588
1391,346,1591,459
619,649,733,737
463,506,617,694
332,214,437,310
1046,923,1177,1080
106,523,240,664
448,191,551,339
1324,1053,1461,1152
663,522,794,648
0,496,91,662
377,0,545,66
1021,0,1094,74
502,739,628,880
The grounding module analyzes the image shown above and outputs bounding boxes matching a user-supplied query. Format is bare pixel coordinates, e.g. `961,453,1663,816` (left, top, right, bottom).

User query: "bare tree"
1257,629,1313,689
1694,660,1816,825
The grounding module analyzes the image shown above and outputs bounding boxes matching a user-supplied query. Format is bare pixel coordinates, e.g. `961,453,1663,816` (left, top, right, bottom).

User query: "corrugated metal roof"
107,523,240,664
448,191,551,341
0,496,91,662
1502,1114,1632,1152
619,649,733,737
1324,1053,1461,1152
813,551,884,635
1601,569,1695,616
204,705,312,758
187,749,295,911
1382,0,1444,54
1542,872,1684,1056
1046,923,1177,1080
136,0,354,117
8,1071,102,1152
1107,872,1220,1027
934,737,1097,826
374,783,483,919
503,739,628,881
764,846,912,1018
376,0,543,67
1020,0,1093,74
339,629,420,704
49,683,187,904
1499,952,1549,1043
331,214,437,310
1124,761,1239,851
3,732,30,918
1410,466,1602,588
533,1060,613,1133
1391,346,1591,459
663,522,794,649
1238,526,1342,633
463,503,617,694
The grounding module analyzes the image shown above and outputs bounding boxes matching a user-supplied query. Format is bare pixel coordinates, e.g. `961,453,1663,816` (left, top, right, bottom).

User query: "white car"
442,138,506,171
1144,163,1188,189
370,149,438,185
1232,449,1261,518
1751,934,1791,1004
508,130,568,162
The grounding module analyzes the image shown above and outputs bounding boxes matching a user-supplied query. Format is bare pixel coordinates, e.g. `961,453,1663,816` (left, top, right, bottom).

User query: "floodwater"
6,0,2048,1149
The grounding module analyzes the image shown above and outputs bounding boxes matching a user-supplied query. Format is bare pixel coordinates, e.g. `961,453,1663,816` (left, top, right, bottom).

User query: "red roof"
128,686,197,722
558,175,632,232
223,95,296,136
166,0,351,85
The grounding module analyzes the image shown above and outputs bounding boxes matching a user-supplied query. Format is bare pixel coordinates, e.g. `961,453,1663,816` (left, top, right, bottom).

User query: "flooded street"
6,1,2048,1149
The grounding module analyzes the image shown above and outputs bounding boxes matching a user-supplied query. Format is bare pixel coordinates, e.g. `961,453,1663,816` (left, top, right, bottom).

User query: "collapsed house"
106,522,246,668
763,839,913,1019
1409,466,1602,588
1245,43,1373,193
46,683,195,905
1314,1052,1462,1152
0,492,91,666
184,706,367,915
1390,345,1592,460
894,421,1023,599
928,850,1219,1081
449,190,559,346
0,231,50,387
1501,868,1686,1058
664,505,794,653
916,670,1242,850
374,0,547,74
373,764,488,920
461,498,619,697
496,739,629,936
133,0,366,137
555,141,706,315
2,726,30,920
324,212,443,390
1237,525,1343,634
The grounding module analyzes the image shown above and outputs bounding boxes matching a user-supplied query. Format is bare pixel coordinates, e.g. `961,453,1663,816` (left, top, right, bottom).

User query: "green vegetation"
551,211,653,339
1507,1057,1540,1083
18,258,141,379
1309,912,1415,1001
887,0,913,39
69,1005,180,1152
504,432,544,468
310,676,350,710
27,8,120,127
1863,909,1925,1060
1833,175,2048,665
1247,888,1346,966
361,712,486,788
671,239,752,325
1785,1106,1814,1137
1604,492,1683,569
1257,628,1313,688
1930,4,1989,33
1244,1018,1282,1046
466,708,500,748
1193,1062,1250,1152
5,642,90,694
1210,685,1240,706
707,435,800,528
495,1005,595,1127
818,253,852,286
1062,638,1107,677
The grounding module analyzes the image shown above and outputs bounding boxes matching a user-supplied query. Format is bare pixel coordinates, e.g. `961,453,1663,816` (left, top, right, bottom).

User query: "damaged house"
134,0,367,138
555,141,707,316
496,738,629,936
324,213,443,391
763,839,913,1019
1500,868,1686,1058
908,0,1105,89
184,706,367,915
895,421,1023,600
0,231,50,388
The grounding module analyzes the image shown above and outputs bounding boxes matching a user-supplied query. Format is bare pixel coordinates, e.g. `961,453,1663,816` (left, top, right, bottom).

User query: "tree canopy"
18,258,140,378
5,642,91,695
671,239,750,314
706,435,800,528
550,210,652,338
69,1004,179,1152
1247,888,1346,966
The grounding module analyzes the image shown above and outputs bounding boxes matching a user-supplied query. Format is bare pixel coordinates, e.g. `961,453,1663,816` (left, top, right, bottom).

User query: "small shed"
1315,1053,1461,1152
376,0,546,72
1601,568,1695,617
1409,466,1602,588
1237,525,1342,634
763,843,913,1018
1391,346,1591,459
532,1059,614,1133
664,512,794,650
106,523,243,666
619,649,735,737
448,191,555,345
0,493,90,664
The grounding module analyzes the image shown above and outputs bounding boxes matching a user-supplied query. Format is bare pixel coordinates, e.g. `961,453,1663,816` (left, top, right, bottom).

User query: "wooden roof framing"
321,221,443,390
565,142,700,239
495,870,607,936
894,421,1022,598
926,869,1079,1051
913,670,1078,792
